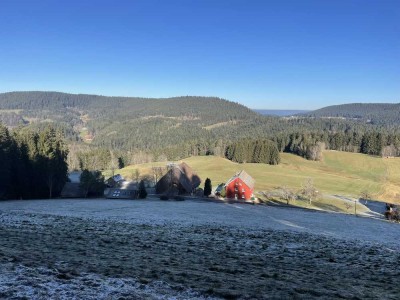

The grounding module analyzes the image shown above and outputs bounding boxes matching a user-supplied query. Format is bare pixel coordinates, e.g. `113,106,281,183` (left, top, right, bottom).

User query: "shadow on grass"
313,202,343,212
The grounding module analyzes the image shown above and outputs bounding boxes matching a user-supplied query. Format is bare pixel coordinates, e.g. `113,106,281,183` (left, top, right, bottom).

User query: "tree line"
0,124,68,199
225,139,280,164
64,128,400,174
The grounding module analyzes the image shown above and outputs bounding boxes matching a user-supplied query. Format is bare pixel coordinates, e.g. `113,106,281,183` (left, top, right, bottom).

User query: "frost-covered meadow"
0,198,399,299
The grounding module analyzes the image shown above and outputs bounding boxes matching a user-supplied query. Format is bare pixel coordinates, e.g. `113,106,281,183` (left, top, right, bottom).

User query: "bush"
174,195,185,201
160,195,169,200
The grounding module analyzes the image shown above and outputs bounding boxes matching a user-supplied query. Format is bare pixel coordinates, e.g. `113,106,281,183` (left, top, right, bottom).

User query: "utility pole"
354,200,357,216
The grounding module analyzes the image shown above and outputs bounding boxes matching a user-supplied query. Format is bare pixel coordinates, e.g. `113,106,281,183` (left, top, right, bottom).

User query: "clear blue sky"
0,0,399,109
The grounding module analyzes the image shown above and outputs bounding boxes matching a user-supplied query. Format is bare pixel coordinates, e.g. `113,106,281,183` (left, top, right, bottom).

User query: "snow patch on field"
1,199,400,299
0,263,215,300
1,198,399,248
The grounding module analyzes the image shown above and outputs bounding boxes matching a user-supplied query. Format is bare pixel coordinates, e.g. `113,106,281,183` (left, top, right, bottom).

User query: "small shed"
225,170,255,200
155,162,201,195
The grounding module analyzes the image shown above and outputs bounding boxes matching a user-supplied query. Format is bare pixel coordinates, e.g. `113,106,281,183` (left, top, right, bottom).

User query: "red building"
225,170,255,200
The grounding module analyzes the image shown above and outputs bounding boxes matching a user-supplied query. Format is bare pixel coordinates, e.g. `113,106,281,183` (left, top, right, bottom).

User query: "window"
242,188,245,193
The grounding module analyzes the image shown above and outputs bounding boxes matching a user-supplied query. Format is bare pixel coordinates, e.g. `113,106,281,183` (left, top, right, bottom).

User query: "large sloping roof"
156,162,201,194
175,162,202,192
225,170,255,190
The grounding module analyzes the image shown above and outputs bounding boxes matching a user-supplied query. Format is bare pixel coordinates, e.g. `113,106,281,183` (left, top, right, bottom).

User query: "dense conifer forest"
1,91,400,175
302,103,400,125
0,124,68,199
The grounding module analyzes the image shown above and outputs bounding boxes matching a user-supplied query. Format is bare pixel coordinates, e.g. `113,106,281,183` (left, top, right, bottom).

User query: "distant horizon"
2,89,400,111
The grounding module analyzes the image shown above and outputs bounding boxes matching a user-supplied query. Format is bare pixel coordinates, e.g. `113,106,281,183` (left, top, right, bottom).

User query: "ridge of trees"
0,124,68,199
225,139,280,164
302,103,400,125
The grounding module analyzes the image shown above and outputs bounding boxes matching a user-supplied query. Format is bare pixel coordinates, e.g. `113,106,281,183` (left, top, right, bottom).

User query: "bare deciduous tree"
359,189,372,204
381,145,397,158
279,185,297,205
301,178,318,205
306,142,325,161
151,166,166,185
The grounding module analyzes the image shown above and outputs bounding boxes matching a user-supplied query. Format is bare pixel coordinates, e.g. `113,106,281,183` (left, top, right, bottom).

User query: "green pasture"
114,151,400,208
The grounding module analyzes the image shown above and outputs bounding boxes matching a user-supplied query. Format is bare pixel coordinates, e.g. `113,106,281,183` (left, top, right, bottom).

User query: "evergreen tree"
204,178,212,196
0,125,13,199
38,126,69,198
138,180,147,199
80,169,105,197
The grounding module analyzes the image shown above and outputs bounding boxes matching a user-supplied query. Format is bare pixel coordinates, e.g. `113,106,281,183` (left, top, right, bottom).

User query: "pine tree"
0,125,13,199
138,180,147,199
38,126,69,198
204,178,212,196
80,169,105,197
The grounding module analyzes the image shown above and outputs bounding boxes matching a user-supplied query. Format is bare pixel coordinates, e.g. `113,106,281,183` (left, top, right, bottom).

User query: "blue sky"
0,0,399,109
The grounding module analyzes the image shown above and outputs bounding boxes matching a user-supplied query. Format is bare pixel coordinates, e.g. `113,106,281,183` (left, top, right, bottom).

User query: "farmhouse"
156,162,201,195
225,170,255,200
104,180,138,199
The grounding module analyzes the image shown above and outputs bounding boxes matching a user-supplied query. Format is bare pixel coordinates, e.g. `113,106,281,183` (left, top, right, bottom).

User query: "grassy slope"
115,151,400,207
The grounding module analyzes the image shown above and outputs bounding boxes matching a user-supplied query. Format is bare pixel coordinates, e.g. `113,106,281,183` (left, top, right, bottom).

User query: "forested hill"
4,91,400,169
0,91,257,124
303,103,400,125
0,91,258,143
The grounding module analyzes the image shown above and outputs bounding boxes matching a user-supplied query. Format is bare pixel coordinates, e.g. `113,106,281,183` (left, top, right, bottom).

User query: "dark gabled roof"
175,162,202,192
156,162,201,194
105,174,125,187
225,170,255,190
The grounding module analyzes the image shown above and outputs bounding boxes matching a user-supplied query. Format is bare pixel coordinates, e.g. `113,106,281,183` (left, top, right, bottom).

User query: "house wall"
226,178,253,200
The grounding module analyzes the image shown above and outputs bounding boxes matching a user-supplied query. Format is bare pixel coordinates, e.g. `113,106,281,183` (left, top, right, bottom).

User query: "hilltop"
303,103,400,125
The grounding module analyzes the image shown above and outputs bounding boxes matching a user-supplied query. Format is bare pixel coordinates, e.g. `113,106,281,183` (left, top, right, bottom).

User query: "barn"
225,170,255,200
156,162,201,195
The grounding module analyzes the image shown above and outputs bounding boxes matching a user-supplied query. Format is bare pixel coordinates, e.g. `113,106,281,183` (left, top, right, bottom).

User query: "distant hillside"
303,103,400,125
254,109,310,116
0,91,260,150
0,91,257,124
3,92,400,165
